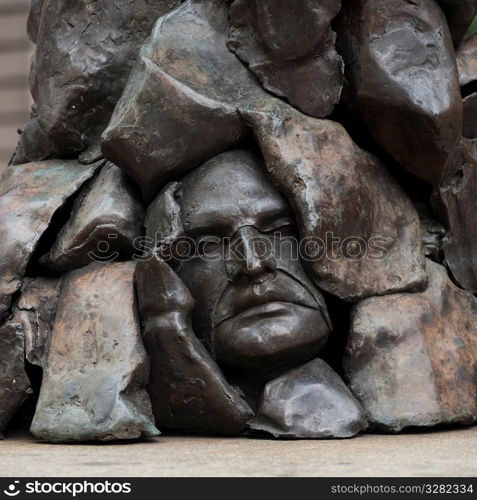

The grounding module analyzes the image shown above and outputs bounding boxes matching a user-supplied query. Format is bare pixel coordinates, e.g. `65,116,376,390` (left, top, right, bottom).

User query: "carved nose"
228,226,276,281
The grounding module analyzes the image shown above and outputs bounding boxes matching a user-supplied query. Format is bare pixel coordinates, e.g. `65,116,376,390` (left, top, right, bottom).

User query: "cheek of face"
212,303,330,375
175,255,229,349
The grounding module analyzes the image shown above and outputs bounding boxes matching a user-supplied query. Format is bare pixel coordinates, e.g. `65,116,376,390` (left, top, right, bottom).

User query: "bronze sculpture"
137,150,367,438
0,0,475,442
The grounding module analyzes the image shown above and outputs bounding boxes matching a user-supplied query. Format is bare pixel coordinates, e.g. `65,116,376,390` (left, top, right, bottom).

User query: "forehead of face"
178,150,290,236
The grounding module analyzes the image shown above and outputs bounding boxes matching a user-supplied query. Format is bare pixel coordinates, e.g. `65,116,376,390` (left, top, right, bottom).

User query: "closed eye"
194,235,222,256
261,221,296,237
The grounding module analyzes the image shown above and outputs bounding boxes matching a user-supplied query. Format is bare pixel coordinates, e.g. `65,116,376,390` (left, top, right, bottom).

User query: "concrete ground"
1,427,476,477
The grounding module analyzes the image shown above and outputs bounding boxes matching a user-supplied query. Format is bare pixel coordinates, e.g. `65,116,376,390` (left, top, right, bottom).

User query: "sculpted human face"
171,151,331,374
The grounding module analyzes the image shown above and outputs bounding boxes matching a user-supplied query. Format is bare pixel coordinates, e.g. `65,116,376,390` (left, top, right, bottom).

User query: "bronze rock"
338,0,463,186
345,260,477,432
0,160,100,322
432,140,477,293
250,358,367,439
30,262,159,442
457,33,477,87
44,163,144,272
10,115,57,167
102,0,268,201
242,100,427,301
436,0,477,48
16,277,61,368
463,93,477,138
228,0,343,118
135,258,254,436
0,322,32,436
31,0,181,157
27,0,45,43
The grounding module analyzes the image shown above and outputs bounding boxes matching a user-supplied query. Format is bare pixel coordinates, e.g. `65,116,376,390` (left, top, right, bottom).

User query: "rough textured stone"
467,137,477,156
10,115,57,167
14,278,61,366
0,279,61,431
43,163,144,272
15,278,61,368
0,322,32,436
463,93,477,138
338,0,463,186
242,99,427,302
30,262,159,442
102,0,268,201
4,0,476,444
27,0,45,44
250,359,367,439
436,0,477,48
0,160,101,322
345,260,477,433
432,140,477,293
457,33,477,87
135,258,254,436
414,200,445,263
31,0,181,157
228,0,343,118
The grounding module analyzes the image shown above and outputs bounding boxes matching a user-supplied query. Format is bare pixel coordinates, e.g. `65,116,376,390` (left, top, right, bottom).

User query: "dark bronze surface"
135,258,254,436
0,278,59,435
43,163,144,272
457,33,477,86
16,277,61,368
10,114,58,167
432,140,477,293
26,0,45,43
31,262,159,442
0,160,100,322
1,0,476,442
250,359,367,439
243,100,427,301
30,0,181,158
414,200,446,263
338,0,463,186
463,93,477,138
156,151,332,373
228,0,343,118
436,0,477,48
345,260,477,432
102,0,268,201
137,151,360,438
0,322,32,436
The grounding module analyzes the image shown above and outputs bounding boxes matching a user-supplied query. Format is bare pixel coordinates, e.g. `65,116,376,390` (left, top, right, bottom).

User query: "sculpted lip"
217,301,315,326
212,272,320,326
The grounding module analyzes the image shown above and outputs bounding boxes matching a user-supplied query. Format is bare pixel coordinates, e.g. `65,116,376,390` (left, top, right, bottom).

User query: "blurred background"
0,0,33,169
0,2,476,175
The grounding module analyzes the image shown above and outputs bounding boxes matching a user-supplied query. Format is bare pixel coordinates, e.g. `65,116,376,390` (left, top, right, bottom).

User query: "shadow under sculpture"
135,150,367,438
